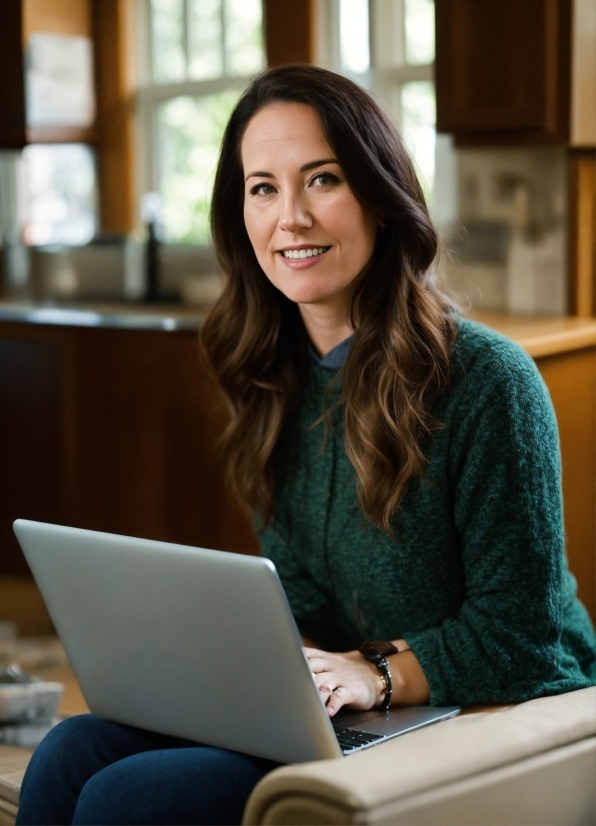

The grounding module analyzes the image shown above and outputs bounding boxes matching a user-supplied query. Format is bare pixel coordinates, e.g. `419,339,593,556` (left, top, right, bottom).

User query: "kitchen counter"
473,312,596,358
0,301,205,331
3,300,596,357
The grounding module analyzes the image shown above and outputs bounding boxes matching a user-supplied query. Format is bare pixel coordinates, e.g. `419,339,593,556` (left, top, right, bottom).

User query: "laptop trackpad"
334,706,459,736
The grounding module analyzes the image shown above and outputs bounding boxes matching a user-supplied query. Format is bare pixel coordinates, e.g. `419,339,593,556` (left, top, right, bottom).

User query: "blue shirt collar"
308,334,354,369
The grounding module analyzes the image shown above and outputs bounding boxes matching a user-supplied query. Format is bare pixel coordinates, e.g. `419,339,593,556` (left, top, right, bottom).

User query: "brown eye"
310,172,339,187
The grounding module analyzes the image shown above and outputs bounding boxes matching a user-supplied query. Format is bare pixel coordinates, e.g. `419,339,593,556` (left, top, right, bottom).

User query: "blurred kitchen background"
0,0,592,314
0,0,595,639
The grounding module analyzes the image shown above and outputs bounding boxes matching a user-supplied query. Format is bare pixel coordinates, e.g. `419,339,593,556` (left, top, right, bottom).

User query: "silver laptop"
13,519,459,764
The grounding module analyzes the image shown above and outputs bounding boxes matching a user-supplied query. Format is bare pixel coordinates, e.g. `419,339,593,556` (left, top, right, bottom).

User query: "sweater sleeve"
404,344,566,706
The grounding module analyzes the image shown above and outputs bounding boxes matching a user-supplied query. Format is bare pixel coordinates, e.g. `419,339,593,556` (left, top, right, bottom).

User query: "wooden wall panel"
264,0,315,66
0,322,258,633
72,327,257,554
568,149,596,317
0,324,257,569
92,0,137,234
537,348,596,623
0,330,75,576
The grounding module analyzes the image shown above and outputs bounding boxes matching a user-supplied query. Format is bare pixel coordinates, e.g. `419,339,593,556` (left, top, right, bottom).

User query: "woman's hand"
303,647,384,717
303,642,430,715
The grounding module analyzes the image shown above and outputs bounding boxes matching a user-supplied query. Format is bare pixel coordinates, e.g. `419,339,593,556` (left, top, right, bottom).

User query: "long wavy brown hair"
201,65,457,534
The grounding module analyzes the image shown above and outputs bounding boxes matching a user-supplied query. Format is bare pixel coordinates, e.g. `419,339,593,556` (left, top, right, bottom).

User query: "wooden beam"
92,0,137,235
0,1,26,148
567,149,596,316
264,0,315,66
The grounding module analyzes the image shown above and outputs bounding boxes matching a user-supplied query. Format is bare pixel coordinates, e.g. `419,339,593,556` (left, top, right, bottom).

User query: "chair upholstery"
243,687,596,825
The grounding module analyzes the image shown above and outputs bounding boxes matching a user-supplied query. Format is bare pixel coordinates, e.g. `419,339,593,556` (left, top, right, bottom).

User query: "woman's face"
241,103,378,314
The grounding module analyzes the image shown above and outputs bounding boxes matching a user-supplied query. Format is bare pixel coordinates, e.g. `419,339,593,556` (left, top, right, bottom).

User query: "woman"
17,65,596,826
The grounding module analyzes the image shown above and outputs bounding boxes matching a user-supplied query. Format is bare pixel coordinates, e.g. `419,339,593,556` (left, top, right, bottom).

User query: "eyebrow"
244,158,340,182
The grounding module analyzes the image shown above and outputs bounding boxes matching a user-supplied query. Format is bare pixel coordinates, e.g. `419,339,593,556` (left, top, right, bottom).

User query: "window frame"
135,0,264,262
315,0,434,123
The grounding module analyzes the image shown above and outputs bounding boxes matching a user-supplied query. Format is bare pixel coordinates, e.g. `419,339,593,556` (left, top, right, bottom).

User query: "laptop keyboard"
333,725,383,753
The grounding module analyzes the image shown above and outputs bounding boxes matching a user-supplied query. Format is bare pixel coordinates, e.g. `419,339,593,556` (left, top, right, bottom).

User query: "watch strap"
358,640,399,711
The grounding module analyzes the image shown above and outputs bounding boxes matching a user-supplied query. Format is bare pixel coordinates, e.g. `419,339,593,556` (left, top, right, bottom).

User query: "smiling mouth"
279,246,331,260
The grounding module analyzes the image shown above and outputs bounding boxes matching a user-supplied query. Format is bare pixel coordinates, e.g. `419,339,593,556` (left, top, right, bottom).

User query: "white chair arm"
243,687,596,825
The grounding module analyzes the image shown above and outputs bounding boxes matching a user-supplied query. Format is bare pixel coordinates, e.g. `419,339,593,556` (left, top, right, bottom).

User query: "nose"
278,190,313,233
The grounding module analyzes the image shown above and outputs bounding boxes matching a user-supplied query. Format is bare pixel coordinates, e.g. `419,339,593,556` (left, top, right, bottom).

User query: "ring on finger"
332,687,342,696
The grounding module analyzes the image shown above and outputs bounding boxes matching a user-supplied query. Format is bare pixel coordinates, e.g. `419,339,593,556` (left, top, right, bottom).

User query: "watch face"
361,640,398,658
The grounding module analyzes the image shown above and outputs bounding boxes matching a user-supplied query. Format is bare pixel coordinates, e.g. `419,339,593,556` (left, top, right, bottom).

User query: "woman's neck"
298,303,354,358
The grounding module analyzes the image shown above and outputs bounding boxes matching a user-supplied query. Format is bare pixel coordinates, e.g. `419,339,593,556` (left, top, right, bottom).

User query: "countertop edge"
0,306,203,332
2,304,596,356
519,327,596,358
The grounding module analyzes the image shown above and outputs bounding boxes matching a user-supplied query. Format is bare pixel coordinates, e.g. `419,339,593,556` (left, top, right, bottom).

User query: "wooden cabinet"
0,0,96,147
538,347,595,623
435,0,574,146
476,312,596,623
0,320,258,631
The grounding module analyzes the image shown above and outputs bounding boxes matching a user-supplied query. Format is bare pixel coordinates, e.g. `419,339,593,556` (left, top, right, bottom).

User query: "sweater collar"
308,334,354,370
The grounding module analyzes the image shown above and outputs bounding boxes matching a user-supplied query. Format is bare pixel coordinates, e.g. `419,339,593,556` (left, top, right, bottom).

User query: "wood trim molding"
567,149,596,316
92,0,137,234
264,0,315,66
22,0,92,39
0,1,26,148
570,0,596,146
26,125,96,144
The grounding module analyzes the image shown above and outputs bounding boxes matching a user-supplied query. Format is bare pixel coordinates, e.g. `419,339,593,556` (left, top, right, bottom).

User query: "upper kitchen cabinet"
0,0,96,147
435,0,596,147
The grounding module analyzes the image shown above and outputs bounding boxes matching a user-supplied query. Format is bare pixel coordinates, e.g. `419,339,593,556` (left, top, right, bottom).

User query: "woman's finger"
305,655,331,673
325,685,350,717
302,647,326,658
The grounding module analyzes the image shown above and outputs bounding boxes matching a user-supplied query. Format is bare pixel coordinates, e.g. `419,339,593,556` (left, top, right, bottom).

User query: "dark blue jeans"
16,714,278,825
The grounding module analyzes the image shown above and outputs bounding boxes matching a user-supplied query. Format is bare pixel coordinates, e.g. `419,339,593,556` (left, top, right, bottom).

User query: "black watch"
358,640,398,711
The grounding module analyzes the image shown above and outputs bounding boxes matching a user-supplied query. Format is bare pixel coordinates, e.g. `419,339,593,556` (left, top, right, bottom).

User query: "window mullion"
143,0,265,246
379,63,433,84
142,0,154,85
220,0,228,78
183,0,191,80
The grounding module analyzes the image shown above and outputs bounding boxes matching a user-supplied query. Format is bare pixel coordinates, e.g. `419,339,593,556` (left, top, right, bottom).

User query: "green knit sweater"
258,318,596,707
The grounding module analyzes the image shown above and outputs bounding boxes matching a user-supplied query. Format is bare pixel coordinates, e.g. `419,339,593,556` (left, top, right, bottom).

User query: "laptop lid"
13,519,342,763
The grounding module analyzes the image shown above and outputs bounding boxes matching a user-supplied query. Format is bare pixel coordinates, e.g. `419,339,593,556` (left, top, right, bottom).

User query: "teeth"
282,247,328,259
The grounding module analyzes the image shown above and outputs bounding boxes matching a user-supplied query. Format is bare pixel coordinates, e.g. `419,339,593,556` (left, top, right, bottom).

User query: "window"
0,145,97,249
138,0,265,246
21,144,97,247
316,0,438,206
